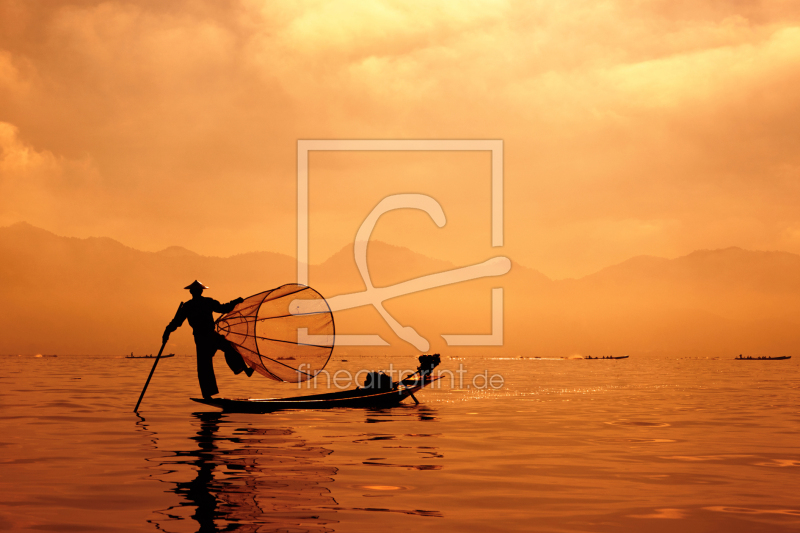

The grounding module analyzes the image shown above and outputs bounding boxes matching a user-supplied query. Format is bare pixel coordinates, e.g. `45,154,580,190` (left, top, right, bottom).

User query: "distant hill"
0,222,296,355
534,247,800,356
1,222,800,357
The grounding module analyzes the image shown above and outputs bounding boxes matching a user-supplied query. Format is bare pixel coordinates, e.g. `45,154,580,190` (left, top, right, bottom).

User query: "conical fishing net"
215,284,334,382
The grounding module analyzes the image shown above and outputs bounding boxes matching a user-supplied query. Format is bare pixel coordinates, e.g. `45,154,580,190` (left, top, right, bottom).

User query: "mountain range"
2,222,799,357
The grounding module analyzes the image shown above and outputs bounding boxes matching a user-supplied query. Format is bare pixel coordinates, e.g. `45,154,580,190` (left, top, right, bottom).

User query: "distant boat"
584,355,629,360
735,355,791,361
126,353,175,359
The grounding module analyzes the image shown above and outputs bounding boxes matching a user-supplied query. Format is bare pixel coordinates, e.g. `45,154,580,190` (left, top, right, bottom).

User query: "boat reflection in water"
145,412,339,532
139,405,442,532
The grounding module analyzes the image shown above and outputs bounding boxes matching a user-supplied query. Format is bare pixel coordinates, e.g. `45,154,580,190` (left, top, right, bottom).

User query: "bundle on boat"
363,372,393,391
363,354,442,391
416,353,441,375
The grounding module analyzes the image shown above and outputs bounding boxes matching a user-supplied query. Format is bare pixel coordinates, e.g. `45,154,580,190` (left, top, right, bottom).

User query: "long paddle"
134,302,183,413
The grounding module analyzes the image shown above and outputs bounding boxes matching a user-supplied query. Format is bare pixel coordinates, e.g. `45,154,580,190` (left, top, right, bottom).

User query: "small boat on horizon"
735,355,791,360
584,355,629,360
126,353,175,359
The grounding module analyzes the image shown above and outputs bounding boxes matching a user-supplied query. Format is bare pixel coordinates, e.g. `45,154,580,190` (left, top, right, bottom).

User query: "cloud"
0,121,101,228
0,0,799,275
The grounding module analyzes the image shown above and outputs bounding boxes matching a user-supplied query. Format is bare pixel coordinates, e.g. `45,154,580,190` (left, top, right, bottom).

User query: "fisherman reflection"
175,412,220,532
162,280,253,399
167,412,339,533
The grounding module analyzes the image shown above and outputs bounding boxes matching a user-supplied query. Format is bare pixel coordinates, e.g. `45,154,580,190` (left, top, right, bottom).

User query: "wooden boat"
126,353,175,359
735,355,791,361
192,375,442,413
584,355,629,360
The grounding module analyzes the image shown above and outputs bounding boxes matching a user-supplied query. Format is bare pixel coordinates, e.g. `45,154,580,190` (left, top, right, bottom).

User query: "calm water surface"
1,354,799,532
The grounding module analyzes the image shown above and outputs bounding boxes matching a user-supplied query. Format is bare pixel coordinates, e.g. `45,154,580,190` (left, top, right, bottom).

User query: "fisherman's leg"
195,341,219,398
214,333,253,377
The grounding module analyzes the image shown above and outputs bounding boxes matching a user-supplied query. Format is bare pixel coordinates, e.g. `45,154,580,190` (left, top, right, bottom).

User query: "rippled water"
2,354,799,532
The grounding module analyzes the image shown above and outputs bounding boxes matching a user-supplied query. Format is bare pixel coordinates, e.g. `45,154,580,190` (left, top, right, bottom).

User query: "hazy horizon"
4,220,800,358
8,219,796,282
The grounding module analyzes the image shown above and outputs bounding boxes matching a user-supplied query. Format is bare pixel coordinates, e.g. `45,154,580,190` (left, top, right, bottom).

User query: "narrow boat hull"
191,375,442,413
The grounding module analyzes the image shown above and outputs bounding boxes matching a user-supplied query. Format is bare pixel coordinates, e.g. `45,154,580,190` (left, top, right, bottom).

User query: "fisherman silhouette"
163,280,254,398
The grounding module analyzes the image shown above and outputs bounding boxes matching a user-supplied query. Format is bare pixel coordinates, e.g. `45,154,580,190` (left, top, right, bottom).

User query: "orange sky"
1,0,800,278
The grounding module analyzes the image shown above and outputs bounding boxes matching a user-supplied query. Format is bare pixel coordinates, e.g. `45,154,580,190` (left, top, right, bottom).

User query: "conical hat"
184,280,209,290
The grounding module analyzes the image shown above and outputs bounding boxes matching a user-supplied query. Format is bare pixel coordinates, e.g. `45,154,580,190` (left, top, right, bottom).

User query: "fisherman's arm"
162,304,187,343
215,297,245,314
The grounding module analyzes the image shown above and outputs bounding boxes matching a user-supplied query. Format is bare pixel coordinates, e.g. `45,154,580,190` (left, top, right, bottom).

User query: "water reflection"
142,412,339,532
136,406,443,532
365,404,438,424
